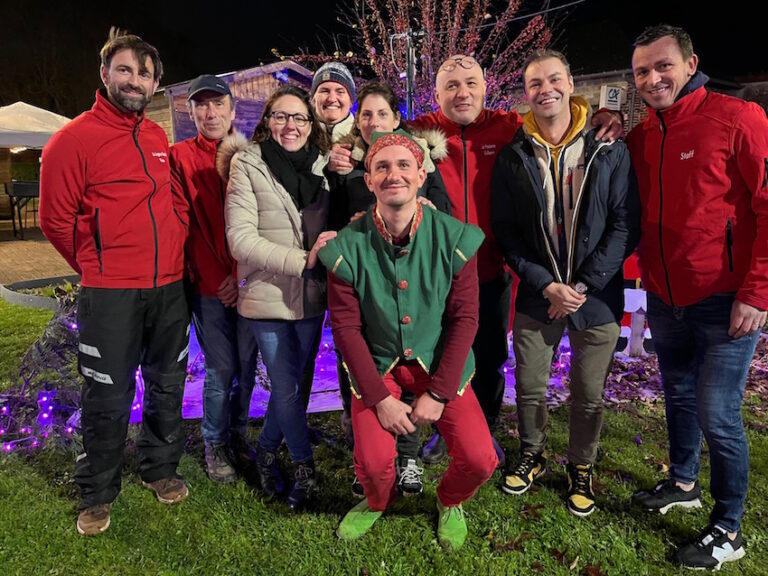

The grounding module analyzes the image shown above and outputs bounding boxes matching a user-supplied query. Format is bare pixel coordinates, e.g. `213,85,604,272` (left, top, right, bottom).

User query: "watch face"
575,282,588,295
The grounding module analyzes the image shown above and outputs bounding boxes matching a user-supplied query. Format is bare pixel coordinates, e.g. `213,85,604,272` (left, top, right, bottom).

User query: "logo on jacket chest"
152,151,168,163
481,144,497,157
680,149,694,161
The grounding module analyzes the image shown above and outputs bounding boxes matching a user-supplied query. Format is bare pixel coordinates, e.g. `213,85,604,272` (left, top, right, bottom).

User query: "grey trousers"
512,312,619,465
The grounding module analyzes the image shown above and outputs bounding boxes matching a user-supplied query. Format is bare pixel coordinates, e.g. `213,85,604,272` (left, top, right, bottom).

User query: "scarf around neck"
260,137,323,211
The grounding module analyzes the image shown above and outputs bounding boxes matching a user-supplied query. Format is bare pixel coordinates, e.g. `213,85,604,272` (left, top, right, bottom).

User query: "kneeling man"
319,130,497,550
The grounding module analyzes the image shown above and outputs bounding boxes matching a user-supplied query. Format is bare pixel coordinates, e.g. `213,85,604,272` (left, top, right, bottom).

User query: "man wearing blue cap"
170,74,259,484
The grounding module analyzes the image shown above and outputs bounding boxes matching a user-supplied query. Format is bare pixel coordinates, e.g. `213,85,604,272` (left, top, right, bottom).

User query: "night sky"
1,0,764,117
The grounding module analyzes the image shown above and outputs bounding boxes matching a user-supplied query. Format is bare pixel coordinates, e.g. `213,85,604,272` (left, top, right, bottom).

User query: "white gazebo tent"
0,101,70,149
0,102,69,230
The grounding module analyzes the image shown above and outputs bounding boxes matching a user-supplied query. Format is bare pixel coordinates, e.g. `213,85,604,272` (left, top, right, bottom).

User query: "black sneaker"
396,457,424,496
501,450,546,495
255,445,285,498
566,463,596,517
204,444,237,484
351,474,365,498
631,479,702,514
288,460,316,510
676,525,745,570
421,432,447,465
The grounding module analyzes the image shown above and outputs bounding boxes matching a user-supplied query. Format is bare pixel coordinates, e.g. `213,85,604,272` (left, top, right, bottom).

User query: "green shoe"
436,500,468,551
336,499,383,540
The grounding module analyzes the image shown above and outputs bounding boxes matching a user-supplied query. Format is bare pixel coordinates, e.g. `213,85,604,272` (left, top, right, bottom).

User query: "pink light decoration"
3,443,11,453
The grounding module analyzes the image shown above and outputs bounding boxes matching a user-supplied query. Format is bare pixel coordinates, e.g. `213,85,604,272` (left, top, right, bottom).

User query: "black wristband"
426,389,449,404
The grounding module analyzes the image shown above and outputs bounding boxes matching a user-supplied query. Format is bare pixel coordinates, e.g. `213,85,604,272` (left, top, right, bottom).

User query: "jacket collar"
92,88,144,129
435,107,492,134
372,202,423,245
645,71,710,124
195,133,219,153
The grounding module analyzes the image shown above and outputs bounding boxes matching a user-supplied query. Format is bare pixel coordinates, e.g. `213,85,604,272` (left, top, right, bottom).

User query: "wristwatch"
573,281,589,295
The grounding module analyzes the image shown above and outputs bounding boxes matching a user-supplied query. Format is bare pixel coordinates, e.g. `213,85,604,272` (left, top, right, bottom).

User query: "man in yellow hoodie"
490,49,640,516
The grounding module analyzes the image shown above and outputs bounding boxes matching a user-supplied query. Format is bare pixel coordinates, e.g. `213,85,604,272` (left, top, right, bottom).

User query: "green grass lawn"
1,298,767,575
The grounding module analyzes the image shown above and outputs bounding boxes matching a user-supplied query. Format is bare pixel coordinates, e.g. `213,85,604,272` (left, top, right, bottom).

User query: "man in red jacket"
39,29,190,536
627,24,768,570
170,75,259,484
408,55,622,464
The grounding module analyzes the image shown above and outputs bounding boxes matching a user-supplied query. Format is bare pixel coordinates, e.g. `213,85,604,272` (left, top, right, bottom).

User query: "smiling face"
632,35,698,110
100,48,158,113
189,92,234,141
434,55,486,126
312,81,352,125
268,95,312,152
356,93,401,144
364,144,426,209
524,56,574,123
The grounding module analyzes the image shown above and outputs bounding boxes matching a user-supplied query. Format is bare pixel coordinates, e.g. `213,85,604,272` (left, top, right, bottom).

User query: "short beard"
108,83,149,113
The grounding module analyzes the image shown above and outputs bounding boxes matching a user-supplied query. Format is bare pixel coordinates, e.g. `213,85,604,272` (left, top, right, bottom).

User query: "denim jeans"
192,295,259,446
248,315,324,463
647,292,759,532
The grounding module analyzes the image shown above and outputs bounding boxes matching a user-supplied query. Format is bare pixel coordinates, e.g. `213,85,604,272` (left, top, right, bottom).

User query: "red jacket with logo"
171,134,235,297
412,108,522,282
627,86,768,310
40,90,185,289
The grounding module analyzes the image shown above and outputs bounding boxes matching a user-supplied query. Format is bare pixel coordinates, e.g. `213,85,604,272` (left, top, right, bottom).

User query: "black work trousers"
74,280,189,509
472,273,513,429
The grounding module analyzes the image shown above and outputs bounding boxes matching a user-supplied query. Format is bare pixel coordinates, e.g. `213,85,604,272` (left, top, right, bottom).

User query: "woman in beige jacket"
218,85,335,510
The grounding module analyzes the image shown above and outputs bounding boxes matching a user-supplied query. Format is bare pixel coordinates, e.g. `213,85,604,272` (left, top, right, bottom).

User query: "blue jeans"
192,296,259,446
647,292,759,532
248,315,323,463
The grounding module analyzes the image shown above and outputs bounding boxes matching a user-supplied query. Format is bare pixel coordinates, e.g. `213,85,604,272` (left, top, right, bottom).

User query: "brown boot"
76,503,111,536
142,478,189,504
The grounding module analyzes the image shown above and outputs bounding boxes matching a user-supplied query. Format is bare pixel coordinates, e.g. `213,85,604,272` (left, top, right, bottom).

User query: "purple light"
41,396,48,402
70,322,78,330
66,427,73,434
42,413,49,419
1,407,7,414
3,443,11,453
0,429,5,435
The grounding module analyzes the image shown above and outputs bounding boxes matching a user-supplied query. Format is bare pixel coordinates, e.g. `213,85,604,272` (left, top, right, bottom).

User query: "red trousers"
351,362,498,511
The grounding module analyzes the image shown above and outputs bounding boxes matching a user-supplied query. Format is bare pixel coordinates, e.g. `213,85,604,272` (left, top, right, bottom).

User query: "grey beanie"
310,62,356,102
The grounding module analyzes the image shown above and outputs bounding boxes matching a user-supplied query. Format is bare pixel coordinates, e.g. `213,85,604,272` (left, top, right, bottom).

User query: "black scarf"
260,138,323,211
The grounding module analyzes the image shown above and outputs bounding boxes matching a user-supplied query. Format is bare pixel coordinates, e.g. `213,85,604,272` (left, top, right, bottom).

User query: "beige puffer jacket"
218,133,330,320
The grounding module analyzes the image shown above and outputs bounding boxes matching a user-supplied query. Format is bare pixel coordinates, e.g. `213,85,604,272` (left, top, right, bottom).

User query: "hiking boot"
436,500,467,551
230,433,258,470
76,503,111,536
341,411,355,448
351,474,365,498
675,525,745,570
255,445,285,498
566,462,596,517
396,457,424,496
288,460,316,510
336,499,383,540
631,478,702,514
421,431,447,465
501,450,546,495
205,443,237,484
142,477,188,504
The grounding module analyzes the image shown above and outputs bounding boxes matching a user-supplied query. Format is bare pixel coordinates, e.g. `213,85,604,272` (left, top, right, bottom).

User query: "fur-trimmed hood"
216,131,249,181
334,127,448,175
